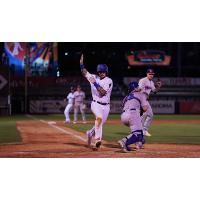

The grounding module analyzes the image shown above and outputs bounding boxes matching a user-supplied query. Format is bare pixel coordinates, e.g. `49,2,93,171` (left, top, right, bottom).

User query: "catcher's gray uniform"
73,90,86,123
118,87,148,152
121,92,148,132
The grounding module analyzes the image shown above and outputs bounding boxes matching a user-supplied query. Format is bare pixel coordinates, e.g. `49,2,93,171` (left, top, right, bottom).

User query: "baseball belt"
93,100,109,106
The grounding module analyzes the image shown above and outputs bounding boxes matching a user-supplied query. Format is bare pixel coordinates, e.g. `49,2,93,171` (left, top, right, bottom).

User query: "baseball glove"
155,80,162,88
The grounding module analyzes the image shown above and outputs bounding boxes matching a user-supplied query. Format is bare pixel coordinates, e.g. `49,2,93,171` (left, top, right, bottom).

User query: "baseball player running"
80,54,113,149
138,68,162,136
64,87,75,123
73,85,86,124
118,81,148,152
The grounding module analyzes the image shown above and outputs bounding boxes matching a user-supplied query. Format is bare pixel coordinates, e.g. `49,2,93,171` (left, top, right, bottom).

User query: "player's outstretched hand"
80,54,84,65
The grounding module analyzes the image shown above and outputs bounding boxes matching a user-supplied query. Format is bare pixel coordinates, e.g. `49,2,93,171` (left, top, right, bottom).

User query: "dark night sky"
58,42,200,77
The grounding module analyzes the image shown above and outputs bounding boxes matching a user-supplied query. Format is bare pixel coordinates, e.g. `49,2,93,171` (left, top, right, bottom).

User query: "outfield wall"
29,99,200,114
123,77,200,86
29,100,175,114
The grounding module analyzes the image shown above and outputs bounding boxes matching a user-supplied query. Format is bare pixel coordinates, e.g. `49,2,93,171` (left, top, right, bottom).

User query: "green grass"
153,115,200,120
0,115,30,144
0,115,34,144
0,114,200,145
67,123,200,145
53,114,200,145
34,113,200,121
0,121,21,144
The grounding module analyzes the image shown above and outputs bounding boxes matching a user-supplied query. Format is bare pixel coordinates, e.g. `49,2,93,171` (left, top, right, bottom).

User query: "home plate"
48,121,57,125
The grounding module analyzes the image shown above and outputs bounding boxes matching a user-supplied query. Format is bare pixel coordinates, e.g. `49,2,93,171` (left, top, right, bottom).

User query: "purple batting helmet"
97,64,108,73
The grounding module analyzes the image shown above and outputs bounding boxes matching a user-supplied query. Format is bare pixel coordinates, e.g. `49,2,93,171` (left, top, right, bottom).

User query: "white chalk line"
26,115,86,142
40,119,87,142
26,115,106,147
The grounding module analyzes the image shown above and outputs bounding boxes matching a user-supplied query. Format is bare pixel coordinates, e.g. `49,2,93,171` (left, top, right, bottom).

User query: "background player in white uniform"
118,81,148,152
138,68,162,136
64,87,75,123
80,54,113,149
73,85,86,124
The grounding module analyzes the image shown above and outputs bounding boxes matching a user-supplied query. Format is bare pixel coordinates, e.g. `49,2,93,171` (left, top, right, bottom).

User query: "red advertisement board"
180,101,200,114
127,50,171,66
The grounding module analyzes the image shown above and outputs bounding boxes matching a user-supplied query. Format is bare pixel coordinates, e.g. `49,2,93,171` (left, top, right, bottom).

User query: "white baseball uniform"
138,77,156,132
85,71,113,140
64,92,75,122
73,90,86,122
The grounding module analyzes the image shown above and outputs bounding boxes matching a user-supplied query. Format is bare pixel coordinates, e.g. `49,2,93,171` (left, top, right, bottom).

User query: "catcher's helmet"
146,68,155,74
97,64,108,73
128,81,139,92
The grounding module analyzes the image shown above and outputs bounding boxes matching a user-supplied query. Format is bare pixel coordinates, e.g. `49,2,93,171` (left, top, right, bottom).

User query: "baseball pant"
121,110,142,132
74,103,86,122
64,104,73,122
121,110,144,146
91,101,110,140
141,101,153,132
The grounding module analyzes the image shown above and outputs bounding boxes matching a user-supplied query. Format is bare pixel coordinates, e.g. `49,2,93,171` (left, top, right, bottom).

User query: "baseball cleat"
135,142,143,150
86,131,93,147
143,130,151,137
118,140,130,153
95,140,102,148
73,121,77,124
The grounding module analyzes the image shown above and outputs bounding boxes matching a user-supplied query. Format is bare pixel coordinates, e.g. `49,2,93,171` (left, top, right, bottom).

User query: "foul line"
26,115,87,142
40,120,87,142
26,114,105,148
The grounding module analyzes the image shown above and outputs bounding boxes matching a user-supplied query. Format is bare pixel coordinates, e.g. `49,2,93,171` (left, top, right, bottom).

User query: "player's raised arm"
80,54,88,76
80,54,108,96
89,76,107,96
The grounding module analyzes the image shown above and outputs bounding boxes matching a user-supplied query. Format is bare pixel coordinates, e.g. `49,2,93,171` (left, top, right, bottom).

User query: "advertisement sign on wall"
180,101,200,114
127,50,171,66
30,100,175,114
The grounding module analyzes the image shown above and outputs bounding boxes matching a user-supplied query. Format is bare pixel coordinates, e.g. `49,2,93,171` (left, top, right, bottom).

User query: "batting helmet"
128,81,139,92
97,64,108,73
146,68,155,74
